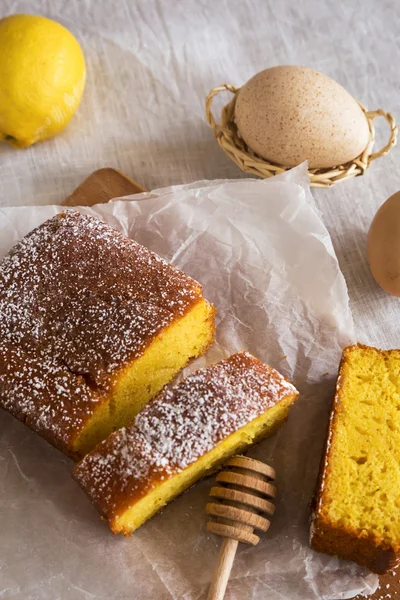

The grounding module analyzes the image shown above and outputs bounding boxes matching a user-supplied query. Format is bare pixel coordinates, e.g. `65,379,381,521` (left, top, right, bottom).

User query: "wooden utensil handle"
63,168,146,207
207,537,239,600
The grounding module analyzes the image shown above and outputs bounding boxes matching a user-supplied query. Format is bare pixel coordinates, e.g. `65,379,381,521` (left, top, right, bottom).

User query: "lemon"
0,14,86,148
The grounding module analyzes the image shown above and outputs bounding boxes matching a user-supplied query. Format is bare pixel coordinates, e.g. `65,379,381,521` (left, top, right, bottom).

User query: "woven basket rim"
205,83,397,188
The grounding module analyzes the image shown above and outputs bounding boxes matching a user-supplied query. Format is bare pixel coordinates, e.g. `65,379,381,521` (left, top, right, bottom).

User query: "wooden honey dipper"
206,455,276,600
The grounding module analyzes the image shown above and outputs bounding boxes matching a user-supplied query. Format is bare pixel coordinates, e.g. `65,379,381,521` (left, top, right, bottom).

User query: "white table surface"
1,0,399,598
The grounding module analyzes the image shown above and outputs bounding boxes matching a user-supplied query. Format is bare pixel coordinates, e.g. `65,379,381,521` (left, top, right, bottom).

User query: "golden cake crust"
310,344,400,574
0,211,206,456
73,351,298,531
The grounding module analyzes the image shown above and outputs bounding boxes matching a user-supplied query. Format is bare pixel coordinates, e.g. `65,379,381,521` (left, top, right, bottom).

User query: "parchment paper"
0,164,378,600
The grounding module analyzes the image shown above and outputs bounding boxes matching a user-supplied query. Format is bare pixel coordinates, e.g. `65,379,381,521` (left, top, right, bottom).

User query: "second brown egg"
368,191,400,297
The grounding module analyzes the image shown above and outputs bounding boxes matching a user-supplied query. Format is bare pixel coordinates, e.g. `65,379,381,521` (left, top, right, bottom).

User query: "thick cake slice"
0,211,215,459
73,351,299,535
310,344,400,573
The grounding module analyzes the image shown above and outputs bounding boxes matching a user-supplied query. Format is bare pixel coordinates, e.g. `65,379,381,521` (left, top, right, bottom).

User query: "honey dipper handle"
207,537,238,600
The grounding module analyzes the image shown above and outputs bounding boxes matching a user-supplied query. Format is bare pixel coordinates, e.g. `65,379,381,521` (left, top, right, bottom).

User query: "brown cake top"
0,211,203,452
74,351,298,522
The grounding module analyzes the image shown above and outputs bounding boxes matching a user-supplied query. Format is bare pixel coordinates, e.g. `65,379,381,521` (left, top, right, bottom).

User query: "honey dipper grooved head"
206,455,276,546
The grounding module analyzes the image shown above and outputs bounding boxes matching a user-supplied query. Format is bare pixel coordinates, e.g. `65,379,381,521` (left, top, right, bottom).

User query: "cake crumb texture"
73,351,298,534
310,344,400,573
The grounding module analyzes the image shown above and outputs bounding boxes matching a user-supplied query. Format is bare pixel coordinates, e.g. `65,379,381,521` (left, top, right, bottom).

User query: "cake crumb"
74,352,298,515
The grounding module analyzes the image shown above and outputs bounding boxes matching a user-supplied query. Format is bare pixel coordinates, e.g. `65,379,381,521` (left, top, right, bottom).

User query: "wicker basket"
205,84,397,188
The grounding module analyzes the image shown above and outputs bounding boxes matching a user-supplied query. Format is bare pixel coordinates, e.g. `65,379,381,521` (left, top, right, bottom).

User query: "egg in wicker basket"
205,66,397,188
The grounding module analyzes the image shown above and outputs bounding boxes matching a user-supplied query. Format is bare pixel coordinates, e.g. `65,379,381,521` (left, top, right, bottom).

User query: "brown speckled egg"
234,66,370,169
367,191,400,296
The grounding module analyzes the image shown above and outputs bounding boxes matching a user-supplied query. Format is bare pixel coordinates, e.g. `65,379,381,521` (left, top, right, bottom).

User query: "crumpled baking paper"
0,164,378,600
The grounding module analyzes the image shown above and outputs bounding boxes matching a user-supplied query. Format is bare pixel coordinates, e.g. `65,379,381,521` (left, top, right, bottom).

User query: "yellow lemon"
0,14,86,148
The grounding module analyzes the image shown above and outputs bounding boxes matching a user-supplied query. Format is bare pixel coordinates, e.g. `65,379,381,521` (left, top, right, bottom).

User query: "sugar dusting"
0,211,202,451
74,351,298,520
371,566,400,600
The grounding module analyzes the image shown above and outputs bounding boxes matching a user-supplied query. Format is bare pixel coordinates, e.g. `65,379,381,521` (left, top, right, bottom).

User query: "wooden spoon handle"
207,537,239,600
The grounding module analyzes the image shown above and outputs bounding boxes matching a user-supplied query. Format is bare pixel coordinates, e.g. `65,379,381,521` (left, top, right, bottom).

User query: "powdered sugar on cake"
0,211,202,451
74,352,297,516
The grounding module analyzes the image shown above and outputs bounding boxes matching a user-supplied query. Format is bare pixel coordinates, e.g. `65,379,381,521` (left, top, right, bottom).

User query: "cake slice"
0,211,215,459
310,344,400,573
73,351,299,535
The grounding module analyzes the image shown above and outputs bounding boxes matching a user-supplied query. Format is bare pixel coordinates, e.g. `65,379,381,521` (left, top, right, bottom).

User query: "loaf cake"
0,211,215,459
73,351,299,535
310,344,400,573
